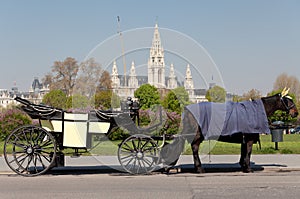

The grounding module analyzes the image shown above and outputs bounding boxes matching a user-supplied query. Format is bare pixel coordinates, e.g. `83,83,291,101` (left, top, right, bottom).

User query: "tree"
206,85,226,102
42,90,67,109
232,94,242,102
0,108,32,140
134,84,160,110
50,57,79,96
273,73,300,101
162,87,189,114
42,72,53,88
65,94,90,110
75,58,102,98
162,91,180,113
240,89,262,101
93,90,120,110
97,70,112,91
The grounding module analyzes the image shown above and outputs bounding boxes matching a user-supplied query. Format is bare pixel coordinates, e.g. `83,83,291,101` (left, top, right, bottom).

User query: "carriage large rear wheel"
4,125,57,177
118,134,160,174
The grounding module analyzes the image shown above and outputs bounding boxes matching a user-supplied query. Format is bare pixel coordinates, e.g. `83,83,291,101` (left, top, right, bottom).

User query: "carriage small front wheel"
4,125,57,177
118,134,160,174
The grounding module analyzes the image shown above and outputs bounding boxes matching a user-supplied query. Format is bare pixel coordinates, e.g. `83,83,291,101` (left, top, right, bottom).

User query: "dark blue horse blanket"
186,99,270,139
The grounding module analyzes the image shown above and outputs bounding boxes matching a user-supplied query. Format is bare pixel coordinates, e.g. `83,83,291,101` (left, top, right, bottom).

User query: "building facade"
111,23,207,102
0,77,49,108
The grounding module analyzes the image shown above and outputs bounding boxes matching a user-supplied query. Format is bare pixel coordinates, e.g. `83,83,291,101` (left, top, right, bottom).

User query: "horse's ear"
281,87,290,97
281,87,286,96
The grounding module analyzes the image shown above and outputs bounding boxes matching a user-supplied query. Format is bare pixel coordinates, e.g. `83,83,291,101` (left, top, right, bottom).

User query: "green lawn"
1,134,300,156
183,134,300,155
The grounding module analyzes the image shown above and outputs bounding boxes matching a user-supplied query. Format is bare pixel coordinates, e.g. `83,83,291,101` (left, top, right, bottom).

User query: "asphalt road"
1,154,300,199
0,171,300,199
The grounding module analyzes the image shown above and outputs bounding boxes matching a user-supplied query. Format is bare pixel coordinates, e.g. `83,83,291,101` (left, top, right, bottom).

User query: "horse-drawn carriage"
4,89,298,176
4,97,183,176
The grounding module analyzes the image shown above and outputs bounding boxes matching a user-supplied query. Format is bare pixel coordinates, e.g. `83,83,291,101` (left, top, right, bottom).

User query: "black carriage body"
6,97,180,176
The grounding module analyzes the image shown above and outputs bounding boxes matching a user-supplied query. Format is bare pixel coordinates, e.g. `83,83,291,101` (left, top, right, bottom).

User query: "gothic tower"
148,23,165,88
184,64,194,98
128,61,138,88
167,63,177,89
111,61,120,89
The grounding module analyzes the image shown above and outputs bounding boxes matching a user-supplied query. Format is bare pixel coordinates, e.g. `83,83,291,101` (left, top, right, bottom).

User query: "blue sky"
1,0,299,95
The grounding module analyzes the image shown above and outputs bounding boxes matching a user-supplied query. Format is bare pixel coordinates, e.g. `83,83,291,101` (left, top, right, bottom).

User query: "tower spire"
148,22,165,88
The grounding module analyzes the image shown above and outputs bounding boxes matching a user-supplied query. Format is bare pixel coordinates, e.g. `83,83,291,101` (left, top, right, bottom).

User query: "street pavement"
1,154,300,175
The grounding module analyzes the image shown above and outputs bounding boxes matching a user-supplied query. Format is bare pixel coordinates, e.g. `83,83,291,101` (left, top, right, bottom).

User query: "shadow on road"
43,161,288,176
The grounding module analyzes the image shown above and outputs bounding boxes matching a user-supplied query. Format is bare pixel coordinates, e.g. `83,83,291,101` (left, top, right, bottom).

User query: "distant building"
0,77,49,108
1,23,214,108
111,23,208,103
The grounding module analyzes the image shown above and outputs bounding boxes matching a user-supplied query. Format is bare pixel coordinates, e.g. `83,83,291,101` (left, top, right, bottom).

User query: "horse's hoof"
195,168,205,173
242,168,253,173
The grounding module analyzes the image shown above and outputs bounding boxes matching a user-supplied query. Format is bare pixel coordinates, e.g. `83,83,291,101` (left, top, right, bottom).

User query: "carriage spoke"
25,155,33,169
120,153,134,161
141,157,154,167
39,140,53,148
140,140,150,150
13,142,26,149
128,157,137,172
140,159,149,173
131,139,137,151
36,154,47,169
122,143,134,152
137,138,142,150
8,153,27,164
38,153,52,163
124,156,135,167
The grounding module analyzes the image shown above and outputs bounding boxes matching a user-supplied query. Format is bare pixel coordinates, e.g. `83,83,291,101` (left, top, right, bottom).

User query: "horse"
181,88,298,173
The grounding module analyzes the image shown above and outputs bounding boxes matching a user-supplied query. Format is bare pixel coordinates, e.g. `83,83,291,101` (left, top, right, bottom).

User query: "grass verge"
1,134,299,156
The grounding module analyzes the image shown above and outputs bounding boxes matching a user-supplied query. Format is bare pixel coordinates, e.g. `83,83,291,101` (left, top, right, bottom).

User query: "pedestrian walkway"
1,154,300,174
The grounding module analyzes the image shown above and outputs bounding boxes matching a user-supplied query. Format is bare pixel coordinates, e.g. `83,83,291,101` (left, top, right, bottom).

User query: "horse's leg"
239,134,255,173
181,109,205,173
191,127,205,173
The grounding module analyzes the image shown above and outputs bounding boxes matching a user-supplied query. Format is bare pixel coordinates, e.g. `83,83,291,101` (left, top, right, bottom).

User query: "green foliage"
138,109,181,136
138,109,152,126
107,128,129,141
162,91,179,113
111,92,121,109
162,87,189,114
0,108,32,140
65,94,90,109
134,84,160,110
164,111,181,135
42,89,67,109
93,90,120,110
206,85,226,102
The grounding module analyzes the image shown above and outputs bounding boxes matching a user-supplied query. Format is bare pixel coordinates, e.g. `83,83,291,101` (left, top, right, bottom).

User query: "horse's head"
276,87,298,118
280,95,298,118
262,88,298,118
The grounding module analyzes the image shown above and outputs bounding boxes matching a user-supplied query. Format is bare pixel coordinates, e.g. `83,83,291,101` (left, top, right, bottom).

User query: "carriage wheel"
118,134,160,174
4,125,57,177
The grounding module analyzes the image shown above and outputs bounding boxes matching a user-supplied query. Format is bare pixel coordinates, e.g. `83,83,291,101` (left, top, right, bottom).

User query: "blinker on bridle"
280,96,295,111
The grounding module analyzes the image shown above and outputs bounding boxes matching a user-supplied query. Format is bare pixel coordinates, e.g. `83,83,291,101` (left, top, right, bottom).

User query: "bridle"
280,96,295,112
